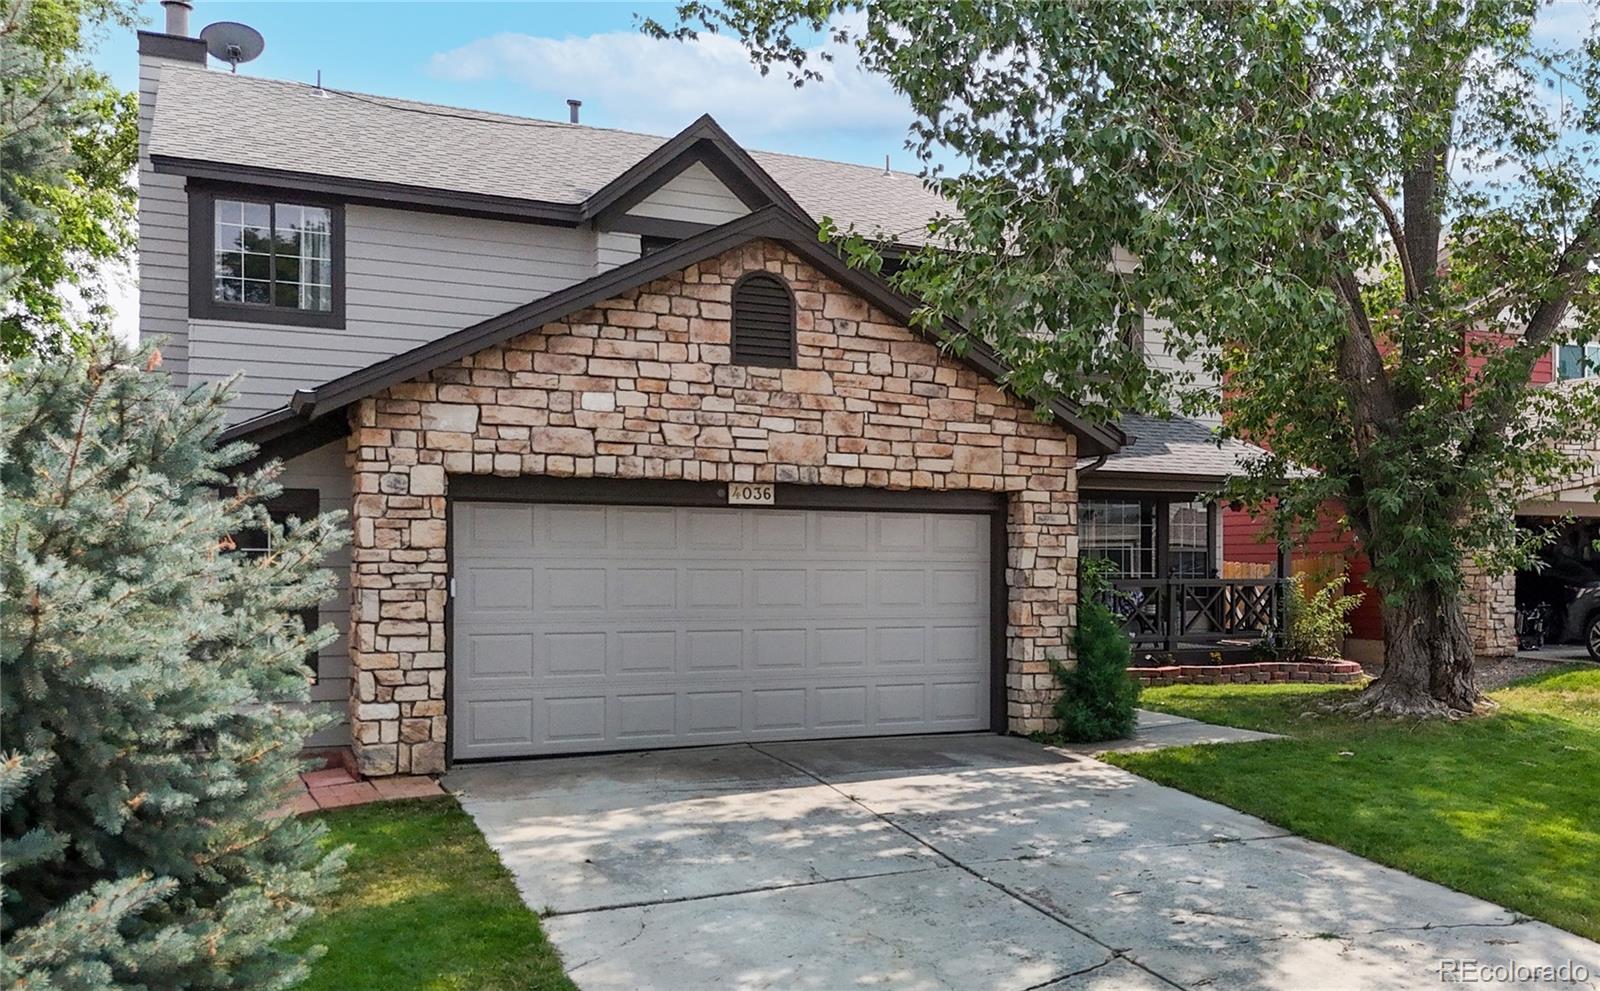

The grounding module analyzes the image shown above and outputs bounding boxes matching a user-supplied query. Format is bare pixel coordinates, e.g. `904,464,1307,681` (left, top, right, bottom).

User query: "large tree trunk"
1351,581,1485,718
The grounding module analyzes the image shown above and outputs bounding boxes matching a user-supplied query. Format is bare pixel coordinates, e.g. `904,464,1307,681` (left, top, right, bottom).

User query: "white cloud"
426,26,912,146
1531,0,1595,47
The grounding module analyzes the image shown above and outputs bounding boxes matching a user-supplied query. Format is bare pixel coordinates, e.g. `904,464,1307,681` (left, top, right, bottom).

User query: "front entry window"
1167,499,1210,578
1083,495,1216,579
1082,500,1157,577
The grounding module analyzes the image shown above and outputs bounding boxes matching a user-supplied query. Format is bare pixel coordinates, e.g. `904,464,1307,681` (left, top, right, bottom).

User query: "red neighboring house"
1224,344,1600,665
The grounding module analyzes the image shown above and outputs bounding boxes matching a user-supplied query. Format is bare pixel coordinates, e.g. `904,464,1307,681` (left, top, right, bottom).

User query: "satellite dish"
199,21,264,73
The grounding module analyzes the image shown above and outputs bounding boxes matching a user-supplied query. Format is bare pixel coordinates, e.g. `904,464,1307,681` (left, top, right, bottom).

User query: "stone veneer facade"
343,240,1081,776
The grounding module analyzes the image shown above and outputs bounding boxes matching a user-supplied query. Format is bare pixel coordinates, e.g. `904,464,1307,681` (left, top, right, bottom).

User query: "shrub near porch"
1106,667,1600,941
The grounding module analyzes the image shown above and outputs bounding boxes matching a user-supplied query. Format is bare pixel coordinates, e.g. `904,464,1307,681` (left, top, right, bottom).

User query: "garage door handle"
449,578,456,599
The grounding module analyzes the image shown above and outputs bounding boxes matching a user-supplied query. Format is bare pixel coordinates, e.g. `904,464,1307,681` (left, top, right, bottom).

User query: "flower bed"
1129,658,1365,687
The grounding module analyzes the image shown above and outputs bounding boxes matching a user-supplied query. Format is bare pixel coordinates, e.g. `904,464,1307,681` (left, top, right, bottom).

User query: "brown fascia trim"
138,31,207,63
222,206,1125,456
582,115,810,225
1079,468,1230,492
151,156,587,226
223,406,351,471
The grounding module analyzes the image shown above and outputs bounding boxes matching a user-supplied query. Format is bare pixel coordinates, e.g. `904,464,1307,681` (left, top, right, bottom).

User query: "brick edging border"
1130,659,1365,687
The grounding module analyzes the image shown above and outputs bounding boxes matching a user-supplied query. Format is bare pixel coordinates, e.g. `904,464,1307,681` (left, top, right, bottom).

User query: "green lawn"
287,797,576,991
1105,665,1600,941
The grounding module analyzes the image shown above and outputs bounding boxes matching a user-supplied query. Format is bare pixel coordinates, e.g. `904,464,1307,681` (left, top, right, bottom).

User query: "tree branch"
1459,194,1600,463
1521,196,1600,353
1330,264,1400,439
1365,182,1417,302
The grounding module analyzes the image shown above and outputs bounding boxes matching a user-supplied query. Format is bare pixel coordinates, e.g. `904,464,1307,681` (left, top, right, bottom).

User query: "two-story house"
136,6,1270,777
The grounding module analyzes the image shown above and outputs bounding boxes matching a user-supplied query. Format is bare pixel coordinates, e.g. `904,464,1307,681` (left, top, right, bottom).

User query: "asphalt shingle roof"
1095,415,1266,479
149,65,951,244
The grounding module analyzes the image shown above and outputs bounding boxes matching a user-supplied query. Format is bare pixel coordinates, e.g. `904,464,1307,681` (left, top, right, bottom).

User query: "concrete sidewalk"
445,718,1599,991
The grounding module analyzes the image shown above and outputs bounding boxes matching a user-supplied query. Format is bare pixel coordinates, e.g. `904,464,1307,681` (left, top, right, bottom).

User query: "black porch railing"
1097,578,1289,659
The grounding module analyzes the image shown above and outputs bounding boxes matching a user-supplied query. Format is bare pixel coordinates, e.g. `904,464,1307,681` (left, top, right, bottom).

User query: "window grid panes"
214,199,332,312
1168,499,1210,578
1556,343,1600,381
1082,499,1157,578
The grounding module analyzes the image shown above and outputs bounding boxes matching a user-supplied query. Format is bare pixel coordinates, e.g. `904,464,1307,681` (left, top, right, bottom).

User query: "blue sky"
96,1,918,168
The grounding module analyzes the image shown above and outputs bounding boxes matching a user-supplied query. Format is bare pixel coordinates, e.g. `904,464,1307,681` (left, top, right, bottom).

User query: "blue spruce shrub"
1,345,348,989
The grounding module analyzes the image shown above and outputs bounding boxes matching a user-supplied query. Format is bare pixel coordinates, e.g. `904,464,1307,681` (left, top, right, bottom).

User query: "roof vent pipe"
567,99,582,124
160,0,192,36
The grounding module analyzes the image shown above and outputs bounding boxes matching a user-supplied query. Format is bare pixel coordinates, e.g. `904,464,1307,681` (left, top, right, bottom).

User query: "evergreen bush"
1,345,347,989
1052,561,1141,742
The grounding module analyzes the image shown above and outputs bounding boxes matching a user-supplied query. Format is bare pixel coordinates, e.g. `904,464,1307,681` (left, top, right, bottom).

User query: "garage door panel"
935,514,985,551
616,630,676,674
815,627,869,667
684,690,743,736
546,567,605,609
684,629,743,671
754,512,808,549
816,568,868,606
684,509,742,548
464,567,535,611
463,503,534,551
616,507,678,548
451,503,991,758
544,696,606,744
615,692,677,740
464,633,534,680
545,631,607,677
752,628,808,669
815,685,869,730
545,505,607,546
463,698,536,748
934,568,983,607
875,683,929,724
687,568,743,608
616,568,677,608
933,625,983,664
876,570,927,606
817,512,869,549
932,681,984,720
878,514,929,549
876,626,927,664
751,687,808,731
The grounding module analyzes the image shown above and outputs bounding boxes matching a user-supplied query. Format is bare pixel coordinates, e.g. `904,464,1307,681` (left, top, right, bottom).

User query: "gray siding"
188,207,599,419
137,53,191,383
626,161,749,226
596,230,642,273
1141,315,1219,416
279,440,353,748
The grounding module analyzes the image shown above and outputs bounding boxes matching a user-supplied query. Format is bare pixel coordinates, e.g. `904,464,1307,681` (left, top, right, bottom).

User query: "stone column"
1462,558,1517,658
346,396,451,776
1005,486,1078,734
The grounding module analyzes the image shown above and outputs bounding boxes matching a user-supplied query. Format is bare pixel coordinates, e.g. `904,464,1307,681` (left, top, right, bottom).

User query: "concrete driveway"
445,731,1600,991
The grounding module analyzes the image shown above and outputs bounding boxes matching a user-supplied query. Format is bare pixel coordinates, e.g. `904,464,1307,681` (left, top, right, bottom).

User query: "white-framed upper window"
1555,342,1600,382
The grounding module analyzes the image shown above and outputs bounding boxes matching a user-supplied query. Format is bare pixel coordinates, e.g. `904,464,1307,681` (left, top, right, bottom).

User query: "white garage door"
450,501,992,759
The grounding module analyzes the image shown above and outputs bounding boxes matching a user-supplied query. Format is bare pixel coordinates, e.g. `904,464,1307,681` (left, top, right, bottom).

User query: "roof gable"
583,114,808,226
225,207,1123,458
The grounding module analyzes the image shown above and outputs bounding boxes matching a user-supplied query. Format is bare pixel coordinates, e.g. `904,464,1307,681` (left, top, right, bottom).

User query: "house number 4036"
727,482,776,505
